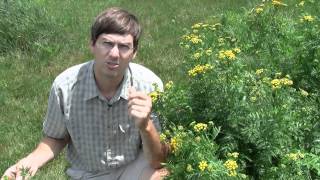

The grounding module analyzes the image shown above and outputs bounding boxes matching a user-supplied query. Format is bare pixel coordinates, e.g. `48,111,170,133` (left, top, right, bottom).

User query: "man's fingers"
2,165,18,179
128,98,151,108
29,168,37,176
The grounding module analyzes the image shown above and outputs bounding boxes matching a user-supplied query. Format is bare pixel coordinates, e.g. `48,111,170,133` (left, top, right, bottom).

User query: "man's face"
91,33,136,80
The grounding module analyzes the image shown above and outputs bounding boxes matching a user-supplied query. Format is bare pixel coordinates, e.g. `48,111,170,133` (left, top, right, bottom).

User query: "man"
2,7,168,180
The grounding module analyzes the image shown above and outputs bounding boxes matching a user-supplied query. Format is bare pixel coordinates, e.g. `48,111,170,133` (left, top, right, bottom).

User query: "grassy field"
0,0,261,179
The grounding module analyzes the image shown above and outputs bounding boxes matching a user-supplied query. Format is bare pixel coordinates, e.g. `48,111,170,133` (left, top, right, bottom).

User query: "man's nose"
109,45,120,57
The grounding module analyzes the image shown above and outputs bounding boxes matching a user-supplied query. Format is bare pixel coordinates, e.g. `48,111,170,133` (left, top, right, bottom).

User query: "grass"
0,0,260,178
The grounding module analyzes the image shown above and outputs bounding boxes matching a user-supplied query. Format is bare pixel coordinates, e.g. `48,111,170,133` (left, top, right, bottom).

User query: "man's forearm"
140,120,167,169
24,136,68,169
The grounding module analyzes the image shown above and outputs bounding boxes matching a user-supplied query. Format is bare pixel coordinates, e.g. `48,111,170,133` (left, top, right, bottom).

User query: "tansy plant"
154,0,320,179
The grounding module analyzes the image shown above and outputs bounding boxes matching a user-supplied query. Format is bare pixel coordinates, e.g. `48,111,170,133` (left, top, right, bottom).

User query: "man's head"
91,7,141,52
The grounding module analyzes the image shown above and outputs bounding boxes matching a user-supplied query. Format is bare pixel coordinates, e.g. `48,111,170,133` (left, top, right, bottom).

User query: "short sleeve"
43,83,68,139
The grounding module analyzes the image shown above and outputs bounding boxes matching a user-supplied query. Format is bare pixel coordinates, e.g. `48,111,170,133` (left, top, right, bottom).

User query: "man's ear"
131,51,137,61
89,40,95,53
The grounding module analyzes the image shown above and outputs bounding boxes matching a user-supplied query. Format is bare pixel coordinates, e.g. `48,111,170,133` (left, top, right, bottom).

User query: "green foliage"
154,0,320,179
0,0,62,57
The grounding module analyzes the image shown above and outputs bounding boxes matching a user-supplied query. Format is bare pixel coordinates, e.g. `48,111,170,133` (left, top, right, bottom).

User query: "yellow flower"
186,164,193,172
190,37,202,44
182,34,190,40
165,81,173,90
164,130,171,136
218,38,224,43
227,152,239,158
205,49,212,56
275,72,282,78
303,15,315,22
202,24,209,28
193,123,208,132
271,79,281,89
170,136,180,153
229,170,237,177
224,50,236,60
280,78,293,86
272,0,288,7
188,64,213,77
287,152,305,161
299,88,309,97
198,161,208,171
224,159,238,176
160,133,167,142
298,1,305,6
195,136,201,142
149,91,160,103
255,7,264,14
224,160,238,171
192,23,202,29
193,52,202,59
218,50,226,59
288,153,299,161
255,69,264,76
233,47,241,53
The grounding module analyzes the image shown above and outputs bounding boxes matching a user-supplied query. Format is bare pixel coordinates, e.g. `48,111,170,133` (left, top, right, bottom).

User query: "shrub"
154,0,320,179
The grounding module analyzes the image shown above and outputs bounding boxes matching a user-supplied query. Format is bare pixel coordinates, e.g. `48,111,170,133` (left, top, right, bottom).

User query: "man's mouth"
105,61,119,69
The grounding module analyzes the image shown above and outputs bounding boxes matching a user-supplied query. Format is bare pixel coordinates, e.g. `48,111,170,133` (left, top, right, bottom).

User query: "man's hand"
1,157,38,180
128,87,152,130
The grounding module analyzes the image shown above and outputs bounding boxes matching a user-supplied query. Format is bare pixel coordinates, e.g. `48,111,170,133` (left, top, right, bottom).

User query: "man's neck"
94,71,124,100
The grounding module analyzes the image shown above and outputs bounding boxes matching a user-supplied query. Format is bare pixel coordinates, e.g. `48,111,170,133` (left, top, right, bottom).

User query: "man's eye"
103,41,114,47
118,44,130,50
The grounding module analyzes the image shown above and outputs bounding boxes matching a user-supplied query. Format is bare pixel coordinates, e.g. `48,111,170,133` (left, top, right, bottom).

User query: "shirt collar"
83,61,100,101
83,61,132,101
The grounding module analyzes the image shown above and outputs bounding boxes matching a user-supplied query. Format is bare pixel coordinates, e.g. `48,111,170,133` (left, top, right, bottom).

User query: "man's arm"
1,136,68,179
128,87,168,169
139,120,168,168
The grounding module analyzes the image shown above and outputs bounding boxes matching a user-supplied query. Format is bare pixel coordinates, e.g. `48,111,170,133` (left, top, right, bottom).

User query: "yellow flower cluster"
271,77,293,89
218,48,240,61
192,23,202,29
287,152,305,161
256,69,264,76
193,52,202,59
193,123,208,132
186,164,193,172
218,38,224,43
224,160,238,177
165,81,173,90
170,136,180,153
299,88,309,97
272,0,287,7
191,22,221,31
233,48,241,53
149,91,160,103
299,1,305,6
160,133,167,142
188,64,213,77
301,15,315,22
198,161,208,171
205,48,212,56
227,152,239,158
255,7,264,14
195,136,201,142
182,34,203,44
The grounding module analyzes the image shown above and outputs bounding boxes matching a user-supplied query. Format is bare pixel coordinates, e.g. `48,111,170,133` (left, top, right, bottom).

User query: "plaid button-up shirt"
43,60,163,172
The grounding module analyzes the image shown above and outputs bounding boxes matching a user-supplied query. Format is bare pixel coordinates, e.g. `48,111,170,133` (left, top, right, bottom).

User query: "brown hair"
91,7,141,52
